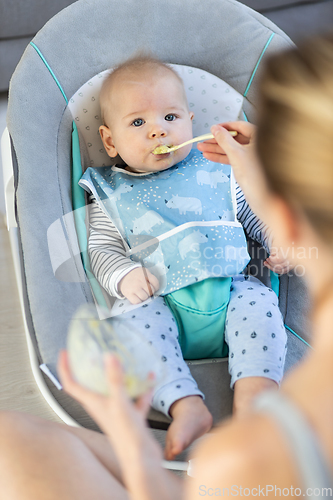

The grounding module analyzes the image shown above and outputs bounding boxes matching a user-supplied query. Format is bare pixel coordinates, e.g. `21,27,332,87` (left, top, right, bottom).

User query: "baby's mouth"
152,144,173,155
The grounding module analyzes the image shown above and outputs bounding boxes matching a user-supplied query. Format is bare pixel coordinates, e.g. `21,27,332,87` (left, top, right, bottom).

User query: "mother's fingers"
134,389,154,417
215,121,256,139
104,353,126,391
104,354,154,420
197,141,224,154
197,139,231,165
58,349,78,393
211,125,244,153
198,138,218,145
58,350,101,405
199,152,230,165
211,122,257,151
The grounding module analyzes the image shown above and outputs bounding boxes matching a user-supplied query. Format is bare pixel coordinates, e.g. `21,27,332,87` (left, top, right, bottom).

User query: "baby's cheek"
177,145,192,162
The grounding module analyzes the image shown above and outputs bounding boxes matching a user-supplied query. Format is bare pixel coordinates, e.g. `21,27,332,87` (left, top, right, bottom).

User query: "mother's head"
257,34,333,250
256,34,333,304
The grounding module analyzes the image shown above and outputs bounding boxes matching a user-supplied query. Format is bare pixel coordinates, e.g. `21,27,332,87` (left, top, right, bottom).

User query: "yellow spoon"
152,131,237,155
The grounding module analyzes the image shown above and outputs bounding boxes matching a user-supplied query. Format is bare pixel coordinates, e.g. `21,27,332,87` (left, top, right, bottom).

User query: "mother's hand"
58,351,162,468
198,122,272,221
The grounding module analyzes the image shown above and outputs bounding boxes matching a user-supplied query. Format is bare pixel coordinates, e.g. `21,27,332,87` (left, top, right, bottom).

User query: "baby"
80,55,288,460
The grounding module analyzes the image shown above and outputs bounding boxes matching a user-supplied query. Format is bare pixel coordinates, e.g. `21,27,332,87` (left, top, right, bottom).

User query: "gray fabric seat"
6,0,310,432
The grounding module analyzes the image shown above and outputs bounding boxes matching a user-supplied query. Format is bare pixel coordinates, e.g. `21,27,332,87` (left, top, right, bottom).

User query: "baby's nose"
149,126,167,139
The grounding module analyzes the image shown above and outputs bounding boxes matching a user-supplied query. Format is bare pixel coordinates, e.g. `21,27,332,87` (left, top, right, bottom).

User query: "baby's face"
99,71,194,173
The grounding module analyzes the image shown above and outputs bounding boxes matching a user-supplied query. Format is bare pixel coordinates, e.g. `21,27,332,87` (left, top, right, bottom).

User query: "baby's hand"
119,267,159,304
264,247,294,275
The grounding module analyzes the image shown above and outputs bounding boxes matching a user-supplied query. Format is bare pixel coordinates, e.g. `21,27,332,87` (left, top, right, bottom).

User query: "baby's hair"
257,33,333,245
100,53,186,125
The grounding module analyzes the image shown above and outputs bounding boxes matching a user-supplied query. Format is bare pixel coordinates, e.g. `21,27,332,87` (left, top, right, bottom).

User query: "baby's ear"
99,125,118,158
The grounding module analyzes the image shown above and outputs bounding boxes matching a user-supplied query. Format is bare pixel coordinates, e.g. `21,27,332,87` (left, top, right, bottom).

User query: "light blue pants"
116,275,287,416
225,275,287,387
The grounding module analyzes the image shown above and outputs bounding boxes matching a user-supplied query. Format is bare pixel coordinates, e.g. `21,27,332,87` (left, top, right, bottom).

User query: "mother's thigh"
0,411,128,500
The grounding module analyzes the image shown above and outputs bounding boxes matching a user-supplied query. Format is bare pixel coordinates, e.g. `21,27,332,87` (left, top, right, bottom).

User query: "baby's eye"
132,118,144,127
165,114,177,122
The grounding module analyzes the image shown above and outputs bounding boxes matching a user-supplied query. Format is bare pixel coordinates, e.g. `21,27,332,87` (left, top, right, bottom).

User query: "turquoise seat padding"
72,122,108,308
270,270,279,297
165,277,230,360
72,122,84,211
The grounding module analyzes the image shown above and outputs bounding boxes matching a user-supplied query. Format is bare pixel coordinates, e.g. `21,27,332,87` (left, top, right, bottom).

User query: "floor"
0,217,65,422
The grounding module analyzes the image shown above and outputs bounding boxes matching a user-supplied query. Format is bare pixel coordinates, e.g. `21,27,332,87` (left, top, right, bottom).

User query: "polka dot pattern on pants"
224,275,287,388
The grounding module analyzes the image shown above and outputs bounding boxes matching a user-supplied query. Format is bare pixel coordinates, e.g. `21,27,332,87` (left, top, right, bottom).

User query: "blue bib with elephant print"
79,149,250,296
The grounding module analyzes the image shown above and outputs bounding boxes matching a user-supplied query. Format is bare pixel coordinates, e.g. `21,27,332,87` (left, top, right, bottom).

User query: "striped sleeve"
236,184,271,252
87,196,141,298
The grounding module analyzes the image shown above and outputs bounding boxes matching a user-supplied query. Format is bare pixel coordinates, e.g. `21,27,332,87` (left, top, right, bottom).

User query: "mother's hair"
256,34,333,245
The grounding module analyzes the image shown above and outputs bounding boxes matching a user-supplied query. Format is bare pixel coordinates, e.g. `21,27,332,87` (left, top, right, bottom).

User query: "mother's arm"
185,413,300,499
199,123,294,275
58,347,301,499
58,351,183,500
198,123,272,225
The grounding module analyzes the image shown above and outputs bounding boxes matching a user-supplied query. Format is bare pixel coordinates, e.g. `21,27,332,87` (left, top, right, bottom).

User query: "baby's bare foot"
164,396,213,461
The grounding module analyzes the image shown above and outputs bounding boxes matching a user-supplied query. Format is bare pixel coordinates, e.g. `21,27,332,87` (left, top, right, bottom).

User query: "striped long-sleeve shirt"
88,185,270,299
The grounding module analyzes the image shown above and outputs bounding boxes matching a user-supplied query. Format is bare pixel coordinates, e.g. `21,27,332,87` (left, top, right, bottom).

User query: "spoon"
152,131,237,155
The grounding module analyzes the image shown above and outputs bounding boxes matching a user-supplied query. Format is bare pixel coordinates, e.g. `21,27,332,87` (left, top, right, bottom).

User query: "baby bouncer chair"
2,0,312,466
